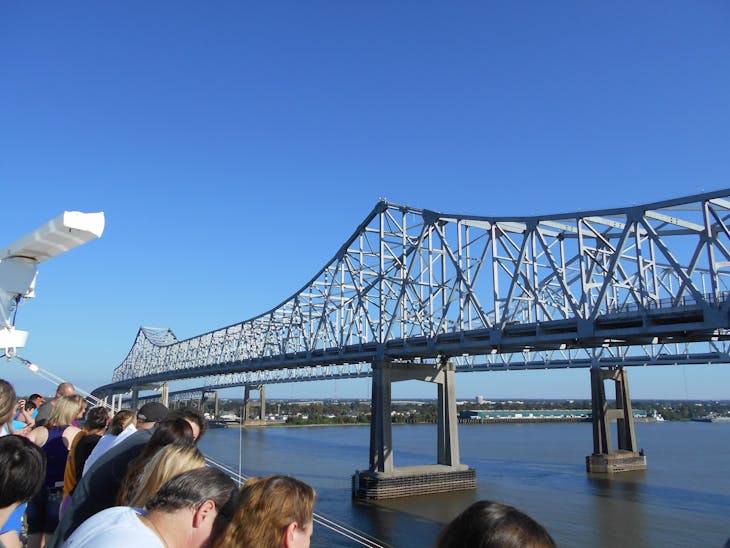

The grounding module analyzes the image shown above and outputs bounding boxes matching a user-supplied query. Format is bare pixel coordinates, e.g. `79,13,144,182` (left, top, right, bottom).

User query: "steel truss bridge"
93,190,730,399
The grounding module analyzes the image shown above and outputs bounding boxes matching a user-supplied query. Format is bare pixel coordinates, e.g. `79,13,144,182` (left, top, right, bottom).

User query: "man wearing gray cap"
135,402,169,430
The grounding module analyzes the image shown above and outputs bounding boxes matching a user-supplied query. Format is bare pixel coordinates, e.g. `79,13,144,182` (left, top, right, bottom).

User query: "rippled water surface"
199,421,730,547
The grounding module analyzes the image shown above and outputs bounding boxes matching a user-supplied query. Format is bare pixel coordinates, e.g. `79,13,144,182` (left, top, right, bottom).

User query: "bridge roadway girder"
94,303,730,398
103,341,730,402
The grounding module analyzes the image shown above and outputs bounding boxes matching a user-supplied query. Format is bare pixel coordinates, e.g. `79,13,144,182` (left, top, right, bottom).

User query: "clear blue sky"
2,2,729,401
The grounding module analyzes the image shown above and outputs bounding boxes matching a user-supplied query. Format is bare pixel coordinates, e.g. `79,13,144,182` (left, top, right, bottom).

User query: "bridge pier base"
586,366,647,473
353,356,476,500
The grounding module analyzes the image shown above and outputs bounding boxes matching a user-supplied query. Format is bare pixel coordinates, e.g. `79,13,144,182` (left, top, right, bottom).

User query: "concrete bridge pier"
586,366,647,473
353,356,476,500
243,385,266,424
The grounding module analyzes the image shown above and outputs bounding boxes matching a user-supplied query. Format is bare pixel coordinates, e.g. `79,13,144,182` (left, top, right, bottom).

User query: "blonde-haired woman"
26,395,87,548
215,475,316,548
128,445,206,508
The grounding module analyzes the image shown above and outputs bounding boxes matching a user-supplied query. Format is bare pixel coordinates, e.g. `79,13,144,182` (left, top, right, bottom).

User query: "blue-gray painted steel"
94,190,730,397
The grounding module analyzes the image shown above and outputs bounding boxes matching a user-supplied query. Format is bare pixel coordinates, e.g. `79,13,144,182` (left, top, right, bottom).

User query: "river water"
199,421,730,547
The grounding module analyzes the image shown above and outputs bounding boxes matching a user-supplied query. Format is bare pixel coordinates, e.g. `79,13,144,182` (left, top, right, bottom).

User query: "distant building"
476,395,484,404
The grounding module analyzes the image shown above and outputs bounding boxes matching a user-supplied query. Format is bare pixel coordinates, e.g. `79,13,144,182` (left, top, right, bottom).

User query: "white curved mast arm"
0,211,105,354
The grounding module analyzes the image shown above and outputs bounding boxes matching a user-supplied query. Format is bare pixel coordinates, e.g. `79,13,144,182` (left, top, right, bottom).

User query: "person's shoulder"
110,428,151,453
78,433,102,446
65,507,161,547
36,401,52,414
97,429,149,461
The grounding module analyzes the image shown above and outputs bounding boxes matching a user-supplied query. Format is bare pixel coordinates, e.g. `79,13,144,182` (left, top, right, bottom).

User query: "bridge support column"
243,385,266,425
354,356,475,500
259,386,266,421
160,383,169,408
586,366,647,473
436,358,460,466
130,389,139,411
368,357,393,473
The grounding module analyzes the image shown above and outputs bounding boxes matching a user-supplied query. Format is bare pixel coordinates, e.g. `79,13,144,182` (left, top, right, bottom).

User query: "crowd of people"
2,376,567,548
0,378,321,548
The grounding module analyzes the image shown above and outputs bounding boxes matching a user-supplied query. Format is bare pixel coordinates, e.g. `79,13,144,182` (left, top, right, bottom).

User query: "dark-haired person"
82,409,137,475
167,407,207,442
14,393,45,427
12,400,36,431
61,407,110,513
436,500,556,548
0,435,47,548
66,467,238,548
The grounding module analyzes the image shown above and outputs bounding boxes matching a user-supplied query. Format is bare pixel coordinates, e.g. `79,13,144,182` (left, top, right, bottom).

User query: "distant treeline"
205,398,730,424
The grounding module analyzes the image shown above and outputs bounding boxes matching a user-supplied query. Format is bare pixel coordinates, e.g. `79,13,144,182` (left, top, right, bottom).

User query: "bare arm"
27,425,49,446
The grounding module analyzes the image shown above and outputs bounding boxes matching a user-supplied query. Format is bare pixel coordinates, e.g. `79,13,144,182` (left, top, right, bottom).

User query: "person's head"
0,435,46,516
168,407,207,442
28,393,46,407
83,406,110,432
108,409,137,435
436,500,556,548
23,400,37,412
47,395,87,428
216,475,316,548
54,382,75,399
117,416,196,505
129,445,207,508
0,379,17,426
136,402,169,430
147,467,238,548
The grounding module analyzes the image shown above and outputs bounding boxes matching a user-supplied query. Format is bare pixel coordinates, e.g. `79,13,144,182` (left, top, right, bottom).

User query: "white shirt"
64,506,163,548
82,424,137,476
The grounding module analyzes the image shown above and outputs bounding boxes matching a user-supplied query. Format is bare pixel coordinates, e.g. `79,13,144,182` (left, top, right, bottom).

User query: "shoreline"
211,416,669,429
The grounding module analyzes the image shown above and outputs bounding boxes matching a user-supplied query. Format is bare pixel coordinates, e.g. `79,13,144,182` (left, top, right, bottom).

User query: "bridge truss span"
100,190,730,395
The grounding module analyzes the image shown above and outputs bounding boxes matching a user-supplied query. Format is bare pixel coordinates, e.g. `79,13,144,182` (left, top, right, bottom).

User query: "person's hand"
17,399,26,409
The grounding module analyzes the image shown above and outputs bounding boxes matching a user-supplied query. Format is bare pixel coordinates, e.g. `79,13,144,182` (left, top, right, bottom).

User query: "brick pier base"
352,464,476,500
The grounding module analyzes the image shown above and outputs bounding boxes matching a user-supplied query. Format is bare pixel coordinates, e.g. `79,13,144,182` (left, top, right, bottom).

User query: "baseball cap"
136,402,169,423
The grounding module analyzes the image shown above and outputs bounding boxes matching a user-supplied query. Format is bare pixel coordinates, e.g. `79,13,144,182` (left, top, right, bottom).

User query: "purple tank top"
44,426,69,488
